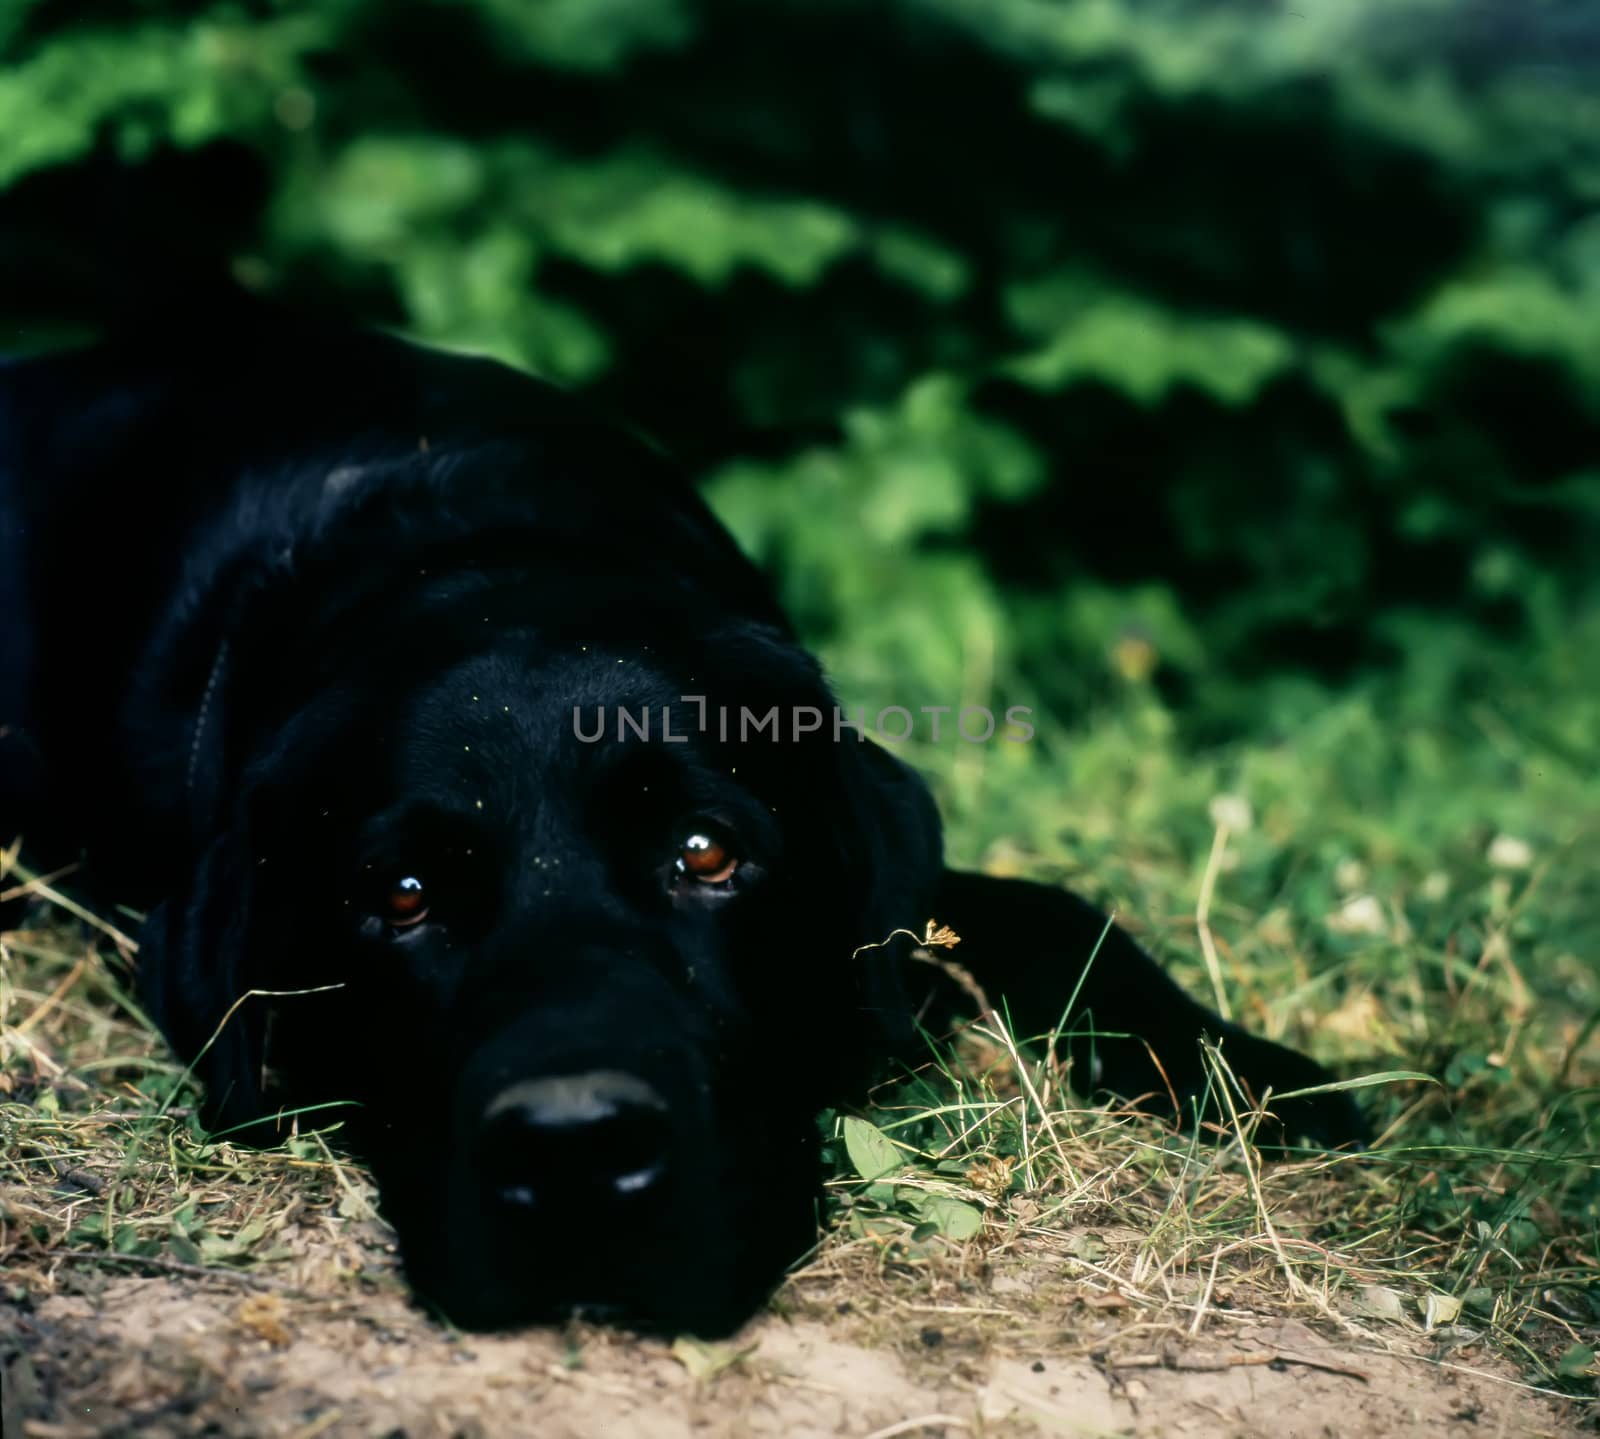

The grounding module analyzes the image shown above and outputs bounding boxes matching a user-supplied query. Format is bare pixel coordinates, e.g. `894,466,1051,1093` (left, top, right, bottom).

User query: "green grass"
811,595,1600,1396
1,600,1597,1417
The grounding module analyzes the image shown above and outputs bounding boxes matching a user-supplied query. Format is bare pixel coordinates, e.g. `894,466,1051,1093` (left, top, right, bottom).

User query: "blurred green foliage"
1,0,1597,836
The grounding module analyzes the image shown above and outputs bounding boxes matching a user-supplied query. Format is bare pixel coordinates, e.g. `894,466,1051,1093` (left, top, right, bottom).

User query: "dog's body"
0,309,1364,1334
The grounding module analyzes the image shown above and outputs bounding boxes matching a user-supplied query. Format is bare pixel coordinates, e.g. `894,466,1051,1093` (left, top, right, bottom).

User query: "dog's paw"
1213,1033,1371,1151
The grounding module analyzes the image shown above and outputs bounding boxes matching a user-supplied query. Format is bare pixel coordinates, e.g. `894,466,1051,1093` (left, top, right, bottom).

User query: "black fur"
0,307,1365,1335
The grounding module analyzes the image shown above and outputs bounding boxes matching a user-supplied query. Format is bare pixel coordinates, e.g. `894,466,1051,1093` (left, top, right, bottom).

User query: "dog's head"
137,431,942,1334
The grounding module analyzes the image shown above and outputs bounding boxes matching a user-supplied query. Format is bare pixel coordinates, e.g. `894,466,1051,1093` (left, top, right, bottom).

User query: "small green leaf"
168,1232,203,1265
66,1214,105,1245
337,1188,378,1221
670,1336,756,1381
1067,1231,1108,1263
1557,1344,1595,1378
198,1234,235,1263
847,1211,901,1240
1420,1293,1461,1330
911,1194,983,1240
842,1116,905,1182
1352,1284,1408,1322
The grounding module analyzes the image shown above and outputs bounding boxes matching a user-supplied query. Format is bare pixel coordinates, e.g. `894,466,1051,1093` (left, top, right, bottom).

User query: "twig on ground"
1107,1348,1370,1382
861,1416,971,1439
51,1249,287,1290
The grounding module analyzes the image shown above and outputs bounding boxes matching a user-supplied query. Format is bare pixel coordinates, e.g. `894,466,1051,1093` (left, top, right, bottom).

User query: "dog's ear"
139,672,359,1141
137,803,278,1139
139,685,361,1141
828,733,944,1060
697,622,945,1067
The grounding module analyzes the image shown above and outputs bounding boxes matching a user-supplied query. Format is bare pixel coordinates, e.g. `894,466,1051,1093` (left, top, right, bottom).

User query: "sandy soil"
1,1212,1583,1439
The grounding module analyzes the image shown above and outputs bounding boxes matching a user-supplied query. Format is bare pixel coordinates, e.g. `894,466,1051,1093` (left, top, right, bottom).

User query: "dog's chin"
385,1164,821,1338
423,1288,753,1338
400,1246,774,1338
419,1285,639,1335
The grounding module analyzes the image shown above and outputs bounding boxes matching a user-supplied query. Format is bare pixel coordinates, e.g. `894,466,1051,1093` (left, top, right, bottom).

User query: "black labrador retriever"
0,307,1365,1336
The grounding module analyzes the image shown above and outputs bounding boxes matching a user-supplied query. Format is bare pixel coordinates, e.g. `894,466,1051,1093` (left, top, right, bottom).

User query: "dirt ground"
2,1209,1585,1439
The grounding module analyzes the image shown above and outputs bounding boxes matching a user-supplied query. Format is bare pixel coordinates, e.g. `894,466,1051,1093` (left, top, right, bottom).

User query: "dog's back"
0,308,783,888
1,357,50,856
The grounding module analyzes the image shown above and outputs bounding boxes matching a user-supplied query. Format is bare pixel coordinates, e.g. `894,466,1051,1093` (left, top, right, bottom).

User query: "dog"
0,304,1366,1336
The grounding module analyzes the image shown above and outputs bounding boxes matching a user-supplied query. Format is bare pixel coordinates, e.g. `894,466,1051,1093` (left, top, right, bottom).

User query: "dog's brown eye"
385,876,429,926
678,833,738,884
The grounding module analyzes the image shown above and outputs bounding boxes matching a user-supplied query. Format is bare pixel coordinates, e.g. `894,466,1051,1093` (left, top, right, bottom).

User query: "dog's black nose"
478,1070,670,1212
